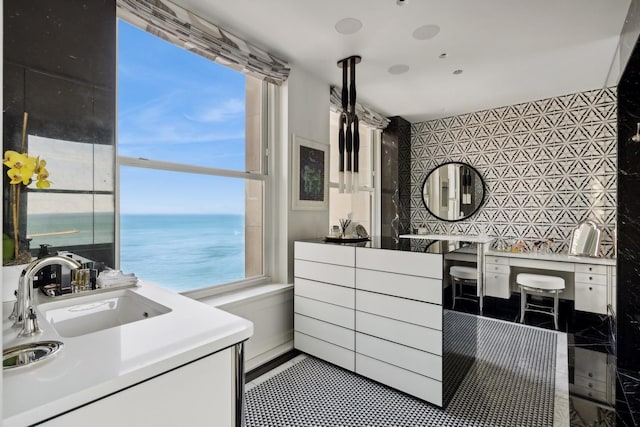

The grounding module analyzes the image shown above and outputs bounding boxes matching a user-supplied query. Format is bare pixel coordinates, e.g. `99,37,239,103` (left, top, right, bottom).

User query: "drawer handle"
589,267,592,271
589,287,593,291
589,276,593,280
588,372,593,378
588,383,593,388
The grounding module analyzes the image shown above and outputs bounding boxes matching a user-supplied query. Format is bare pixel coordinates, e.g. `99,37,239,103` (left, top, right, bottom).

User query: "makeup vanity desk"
400,234,617,316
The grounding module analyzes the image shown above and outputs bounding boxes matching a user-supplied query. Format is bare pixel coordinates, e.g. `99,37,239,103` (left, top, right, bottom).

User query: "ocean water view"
120,214,245,292
27,213,245,293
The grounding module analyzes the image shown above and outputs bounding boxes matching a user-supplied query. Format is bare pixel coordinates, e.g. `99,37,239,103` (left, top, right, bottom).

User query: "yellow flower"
7,168,31,185
3,150,29,169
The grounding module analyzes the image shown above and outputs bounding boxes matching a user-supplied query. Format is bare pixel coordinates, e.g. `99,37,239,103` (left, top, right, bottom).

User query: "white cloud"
184,98,245,123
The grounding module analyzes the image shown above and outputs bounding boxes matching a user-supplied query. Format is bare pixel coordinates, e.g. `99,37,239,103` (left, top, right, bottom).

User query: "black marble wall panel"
3,0,116,266
617,23,640,425
381,116,411,241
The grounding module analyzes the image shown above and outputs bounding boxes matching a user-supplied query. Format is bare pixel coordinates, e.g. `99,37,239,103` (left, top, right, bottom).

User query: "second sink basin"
39,289,171,338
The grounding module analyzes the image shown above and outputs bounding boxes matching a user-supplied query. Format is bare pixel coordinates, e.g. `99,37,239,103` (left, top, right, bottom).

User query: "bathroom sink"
39,289,171,338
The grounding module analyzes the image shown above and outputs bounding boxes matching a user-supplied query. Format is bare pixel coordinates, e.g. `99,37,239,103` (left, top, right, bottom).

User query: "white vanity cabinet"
484,255,511,299
40,348,235,427
574,264,609,315
293,242,356,370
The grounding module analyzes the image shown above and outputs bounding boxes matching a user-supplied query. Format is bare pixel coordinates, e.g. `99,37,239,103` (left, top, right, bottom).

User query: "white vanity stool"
517,273,565,330
450,266,478,309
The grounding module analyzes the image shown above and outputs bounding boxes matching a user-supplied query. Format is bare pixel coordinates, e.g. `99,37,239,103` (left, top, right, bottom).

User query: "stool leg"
520,288,526,324
553,291,559,330
451,278,456,309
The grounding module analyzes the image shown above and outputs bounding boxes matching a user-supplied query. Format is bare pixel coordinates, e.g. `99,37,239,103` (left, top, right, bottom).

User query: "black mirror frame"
421,161,486,223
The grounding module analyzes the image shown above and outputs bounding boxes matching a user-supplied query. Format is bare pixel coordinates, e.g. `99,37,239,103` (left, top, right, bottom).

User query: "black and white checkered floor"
245,312,566,426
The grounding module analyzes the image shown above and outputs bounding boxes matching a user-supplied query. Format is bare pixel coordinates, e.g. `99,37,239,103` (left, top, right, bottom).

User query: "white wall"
220,65,330,369
279,66,330,284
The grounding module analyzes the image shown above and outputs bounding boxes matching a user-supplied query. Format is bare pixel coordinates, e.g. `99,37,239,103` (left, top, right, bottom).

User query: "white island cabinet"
294,239,469,408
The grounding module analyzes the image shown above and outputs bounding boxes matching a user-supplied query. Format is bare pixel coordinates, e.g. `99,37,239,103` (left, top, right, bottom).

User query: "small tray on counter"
323,236,370,243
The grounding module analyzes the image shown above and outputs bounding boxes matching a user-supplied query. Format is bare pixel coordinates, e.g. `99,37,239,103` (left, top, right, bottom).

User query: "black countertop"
305,236,475,255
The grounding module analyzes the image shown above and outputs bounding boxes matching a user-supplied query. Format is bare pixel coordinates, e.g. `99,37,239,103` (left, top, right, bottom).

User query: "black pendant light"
337,55,361,193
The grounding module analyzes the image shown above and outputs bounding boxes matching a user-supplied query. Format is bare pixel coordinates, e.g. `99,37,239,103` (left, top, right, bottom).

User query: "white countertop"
3,281,253,426
486,249,616,266
400,234,494,244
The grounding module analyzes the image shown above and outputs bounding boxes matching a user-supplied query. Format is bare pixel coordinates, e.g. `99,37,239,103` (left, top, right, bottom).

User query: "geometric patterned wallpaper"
410,87,617,257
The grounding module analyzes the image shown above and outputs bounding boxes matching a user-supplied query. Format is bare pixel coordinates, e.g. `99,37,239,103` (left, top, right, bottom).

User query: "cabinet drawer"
575,272,607,286
485,255,509,266
356,354,442,406
294,259,354,288
356,247,442,279
295,296,354,329
295,313,354,350
484,264,510,275
295,278,355,308
356,268,441,304
574,282,607,315
294,241,355,266
574,348,608,381
356,290,442,330
571,385,607,403
484,272,511,299
573,375,607,393
574,264,607,275
356,311,442,355
295,332,354,371
356,333,442,380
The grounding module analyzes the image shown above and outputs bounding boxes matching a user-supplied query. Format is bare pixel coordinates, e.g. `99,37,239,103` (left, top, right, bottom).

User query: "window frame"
115,19,274,298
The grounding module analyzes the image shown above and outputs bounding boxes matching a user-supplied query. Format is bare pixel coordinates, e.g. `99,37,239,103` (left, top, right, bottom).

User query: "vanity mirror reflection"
568,220,602,257
421,162,485,222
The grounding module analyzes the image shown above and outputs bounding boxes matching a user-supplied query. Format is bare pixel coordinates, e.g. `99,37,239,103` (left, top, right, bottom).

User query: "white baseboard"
245,340,294,372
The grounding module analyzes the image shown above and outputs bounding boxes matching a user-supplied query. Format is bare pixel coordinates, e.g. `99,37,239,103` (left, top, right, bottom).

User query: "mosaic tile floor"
245,313,566,427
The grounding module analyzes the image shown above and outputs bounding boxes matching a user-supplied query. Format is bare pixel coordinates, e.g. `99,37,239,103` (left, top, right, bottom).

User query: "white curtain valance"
117,0,290,85
330,86,390,130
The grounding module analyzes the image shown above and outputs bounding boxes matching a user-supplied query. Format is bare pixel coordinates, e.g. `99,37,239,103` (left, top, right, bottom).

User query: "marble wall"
409,88,617,257
617,15,640,425
3,0,116,266
381,116,411,241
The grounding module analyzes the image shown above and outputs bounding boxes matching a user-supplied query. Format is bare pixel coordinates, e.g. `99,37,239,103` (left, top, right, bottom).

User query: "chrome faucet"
12,255,81,337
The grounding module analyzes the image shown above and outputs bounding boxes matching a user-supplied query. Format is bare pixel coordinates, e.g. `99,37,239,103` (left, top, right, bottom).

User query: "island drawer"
355,247,442,279
294,259,355,288
356,268,441,304
294,241,355,266
355,310,442,355
294,278,355,308
295,295,354,329
356,354,442,406
295,314,354,350
574,282,607,315
355,290,442,330
356,333,442,380
295,332,354,371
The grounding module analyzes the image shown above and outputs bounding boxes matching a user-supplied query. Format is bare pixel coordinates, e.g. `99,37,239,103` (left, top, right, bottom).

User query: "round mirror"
421,162,485,222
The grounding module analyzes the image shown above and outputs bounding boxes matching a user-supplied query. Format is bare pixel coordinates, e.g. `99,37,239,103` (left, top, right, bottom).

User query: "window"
117,20,267,294
328,111,379,236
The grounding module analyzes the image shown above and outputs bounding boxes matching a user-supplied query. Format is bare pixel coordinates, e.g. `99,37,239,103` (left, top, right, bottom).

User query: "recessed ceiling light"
335,18,363,35
453,69,463,75
412,24,440,41
438,53,448,59
388,64,410,75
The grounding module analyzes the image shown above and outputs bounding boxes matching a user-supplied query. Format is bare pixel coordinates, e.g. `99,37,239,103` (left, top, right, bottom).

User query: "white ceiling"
173,0,630,123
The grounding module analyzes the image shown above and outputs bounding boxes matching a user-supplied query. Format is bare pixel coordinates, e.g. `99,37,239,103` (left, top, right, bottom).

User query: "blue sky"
117,20,247,214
